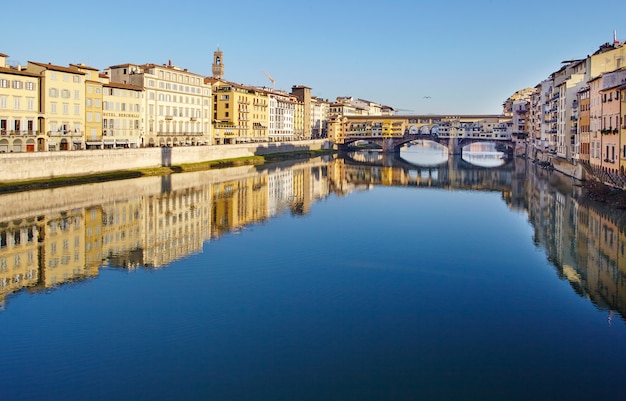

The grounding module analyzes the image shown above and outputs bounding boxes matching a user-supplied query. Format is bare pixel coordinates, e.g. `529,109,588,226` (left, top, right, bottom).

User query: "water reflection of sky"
400,141,448,166
401,141,505,168
462,142,505,167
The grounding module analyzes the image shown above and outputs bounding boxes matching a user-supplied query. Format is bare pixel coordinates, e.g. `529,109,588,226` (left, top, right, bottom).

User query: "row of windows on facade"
0,96,35,110
151,92,208,104
0,79,36,90
151,81,208,95
148,72,204,86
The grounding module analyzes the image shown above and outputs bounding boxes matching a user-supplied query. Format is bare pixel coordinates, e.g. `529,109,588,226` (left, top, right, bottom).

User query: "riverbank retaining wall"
0,140,331,183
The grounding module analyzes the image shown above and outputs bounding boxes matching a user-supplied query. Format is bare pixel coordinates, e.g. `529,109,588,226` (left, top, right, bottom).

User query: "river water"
1,144,625,400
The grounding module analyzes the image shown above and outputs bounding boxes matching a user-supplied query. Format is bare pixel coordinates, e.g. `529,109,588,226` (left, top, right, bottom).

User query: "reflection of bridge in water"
341,152,513,192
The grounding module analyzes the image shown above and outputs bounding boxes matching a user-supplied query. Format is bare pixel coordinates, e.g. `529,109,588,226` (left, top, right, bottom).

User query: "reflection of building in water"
212,176,268,237
101,200,144,269
520,157,626,319
84,207,104,275
0,159,332,306
143,187,211,268
40,210,87,288
268,169,294,216
0,217,42,308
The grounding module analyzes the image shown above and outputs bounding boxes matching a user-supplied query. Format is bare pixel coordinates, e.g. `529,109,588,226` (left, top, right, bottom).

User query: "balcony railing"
48,130,82,137
0,130,38,137
156,131,204,136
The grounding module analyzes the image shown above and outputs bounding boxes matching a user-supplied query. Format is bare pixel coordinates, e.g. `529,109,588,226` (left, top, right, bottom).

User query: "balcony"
0,130,38,137
156,131,205,136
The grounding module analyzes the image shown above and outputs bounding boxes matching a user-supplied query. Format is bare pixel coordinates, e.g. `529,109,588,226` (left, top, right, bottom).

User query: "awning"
86,141,102,146
103,139,115,144
73,140,83,144
116,139,129,144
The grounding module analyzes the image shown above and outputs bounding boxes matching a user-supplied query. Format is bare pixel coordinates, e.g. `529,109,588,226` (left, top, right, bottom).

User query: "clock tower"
212,47,224,79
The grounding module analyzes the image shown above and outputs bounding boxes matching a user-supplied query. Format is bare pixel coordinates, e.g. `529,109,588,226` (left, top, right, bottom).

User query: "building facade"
27,61,86,151
107,62,212,147
0,54,40,152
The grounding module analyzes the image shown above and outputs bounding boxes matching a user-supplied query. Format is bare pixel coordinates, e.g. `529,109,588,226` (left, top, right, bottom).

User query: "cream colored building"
107,62,212,147
102,82,143,148
27,61,86,151
267,91,296,142
311,97,330,138
0,53,41,152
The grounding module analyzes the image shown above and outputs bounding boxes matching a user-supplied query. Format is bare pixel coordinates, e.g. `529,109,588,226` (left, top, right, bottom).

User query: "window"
27,98,34,111
74,90,80,99
61,89,70,98
74,104,80,115
50,102,57,114
14,97,20,110
63,103,69,115
12,80,23,89
0,79,8,88
49,88,58,97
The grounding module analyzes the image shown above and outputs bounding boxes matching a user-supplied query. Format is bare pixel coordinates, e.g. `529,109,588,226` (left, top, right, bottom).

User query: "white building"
106,61,212,147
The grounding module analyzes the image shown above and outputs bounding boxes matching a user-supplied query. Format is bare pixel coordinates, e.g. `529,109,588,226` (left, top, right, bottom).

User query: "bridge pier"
382,138,400,154
447,138,462,156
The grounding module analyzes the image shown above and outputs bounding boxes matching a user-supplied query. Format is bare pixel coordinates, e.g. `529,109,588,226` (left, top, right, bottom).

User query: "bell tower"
212,47,224,79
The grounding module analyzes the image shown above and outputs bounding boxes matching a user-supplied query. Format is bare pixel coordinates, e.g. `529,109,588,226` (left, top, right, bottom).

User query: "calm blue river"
1,145,626,400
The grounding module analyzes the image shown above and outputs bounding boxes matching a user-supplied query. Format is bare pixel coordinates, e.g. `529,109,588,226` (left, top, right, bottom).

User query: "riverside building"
0,53,40,152
107,61,212,147
26,61,86,151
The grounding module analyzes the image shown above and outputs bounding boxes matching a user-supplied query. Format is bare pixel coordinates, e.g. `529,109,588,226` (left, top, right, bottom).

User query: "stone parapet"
0,140,331,183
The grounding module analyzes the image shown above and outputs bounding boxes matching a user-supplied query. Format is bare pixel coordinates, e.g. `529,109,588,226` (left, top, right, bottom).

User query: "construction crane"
263,71,275,90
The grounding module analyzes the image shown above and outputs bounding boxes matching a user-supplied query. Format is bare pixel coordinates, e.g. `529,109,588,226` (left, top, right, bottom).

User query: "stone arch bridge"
330,114,514,154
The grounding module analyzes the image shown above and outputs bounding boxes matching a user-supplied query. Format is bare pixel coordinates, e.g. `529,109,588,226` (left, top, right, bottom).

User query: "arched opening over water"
399,140,448,167
462,141,505,168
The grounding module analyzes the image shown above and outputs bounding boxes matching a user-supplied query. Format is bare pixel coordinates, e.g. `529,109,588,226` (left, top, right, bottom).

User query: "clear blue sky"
3,0,625,114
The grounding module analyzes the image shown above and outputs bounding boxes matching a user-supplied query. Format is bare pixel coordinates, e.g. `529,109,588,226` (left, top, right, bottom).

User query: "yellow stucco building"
27,61,86,151
0,53,41,152
71,63,105,149
209,79,269,144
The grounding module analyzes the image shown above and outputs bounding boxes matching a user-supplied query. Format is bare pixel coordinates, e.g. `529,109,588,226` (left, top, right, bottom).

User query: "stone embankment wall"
0,140,330,183
519,143,586,181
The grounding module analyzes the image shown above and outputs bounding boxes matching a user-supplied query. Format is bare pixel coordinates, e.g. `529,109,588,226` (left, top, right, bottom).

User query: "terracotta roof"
103,82,143,91
108,63,136,69
28,61,86,75
0,53,8,58
0,66,40,77
69,63,99,71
